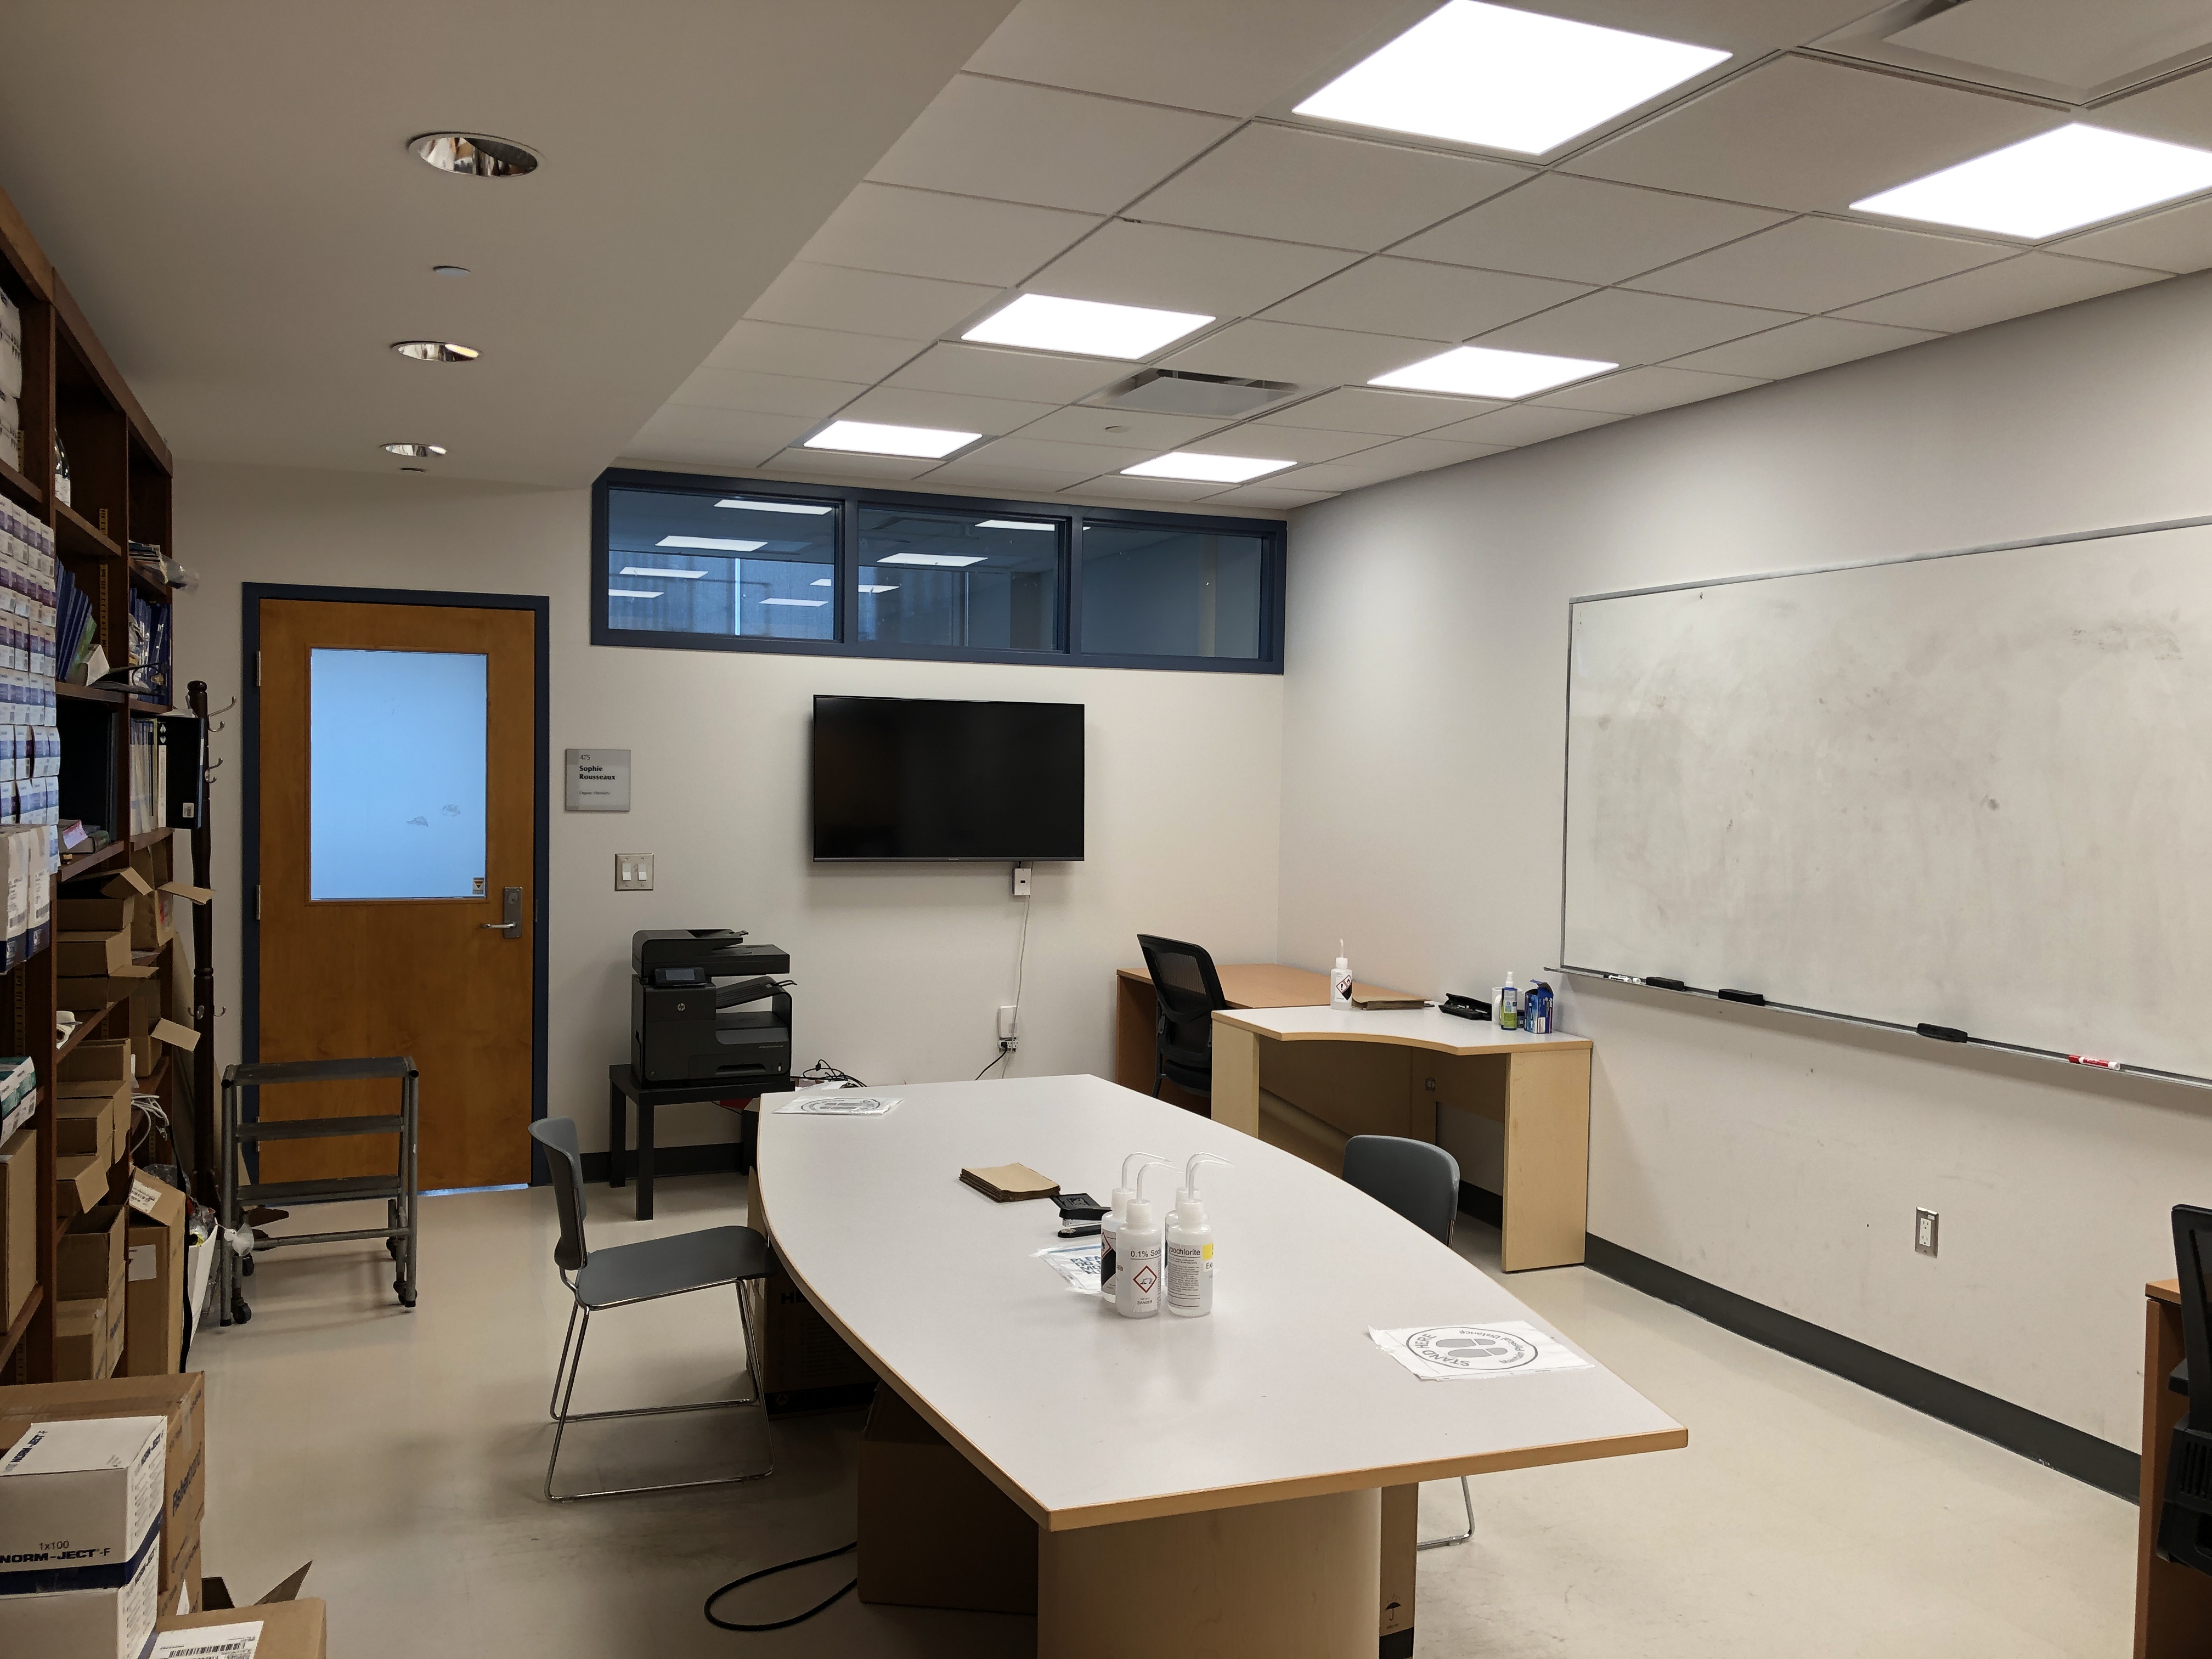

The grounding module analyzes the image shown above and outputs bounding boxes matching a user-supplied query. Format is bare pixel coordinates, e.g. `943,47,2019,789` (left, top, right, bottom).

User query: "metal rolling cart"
219,1056,420,1325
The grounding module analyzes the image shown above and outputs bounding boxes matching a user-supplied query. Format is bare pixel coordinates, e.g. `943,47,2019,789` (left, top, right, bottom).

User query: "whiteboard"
1562,520,2212,1081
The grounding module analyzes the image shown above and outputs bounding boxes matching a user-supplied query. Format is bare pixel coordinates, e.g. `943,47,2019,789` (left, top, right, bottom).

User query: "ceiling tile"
704,319,924,382
761,448,941,481
1627,217,2013,313
866,75,1236,213
1286,437,1505,489
1420,405,1623,445
1183,425,1384,464
1533,365,1766,414
1668,316,1942,378
665,366,867,419
798,183,1101,286
1014,405,1224,447
1534,1,1894,53
1478,288,1793,363
1203,484,1339,509
1160,318,1442,383
1833,253,2167,332
1400,175,1787,286
2088,61,2212,150
1128,125,1530,252
1570,57,2057,214
2056,198,2212,274
1261,257,1590,341
884,342,1126,403
1076,475,1229,501
836,386,1060,435
1028,221,1362,317
744,263,1005,341
625,405,806,467
1251,386,1504,435
919,457,1103,493
962,435,1169,475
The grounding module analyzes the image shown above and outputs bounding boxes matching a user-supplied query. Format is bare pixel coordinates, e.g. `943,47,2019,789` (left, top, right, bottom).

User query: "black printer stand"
607,1063,774,1220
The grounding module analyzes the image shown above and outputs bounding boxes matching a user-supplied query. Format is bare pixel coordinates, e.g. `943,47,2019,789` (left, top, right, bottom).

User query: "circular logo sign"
1404,1325,1540,1372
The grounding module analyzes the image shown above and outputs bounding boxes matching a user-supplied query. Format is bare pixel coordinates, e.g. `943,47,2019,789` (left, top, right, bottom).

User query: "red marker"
2068,1054,2123,1070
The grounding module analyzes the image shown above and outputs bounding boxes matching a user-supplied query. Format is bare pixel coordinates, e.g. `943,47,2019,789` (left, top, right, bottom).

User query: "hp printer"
631,929,793,1089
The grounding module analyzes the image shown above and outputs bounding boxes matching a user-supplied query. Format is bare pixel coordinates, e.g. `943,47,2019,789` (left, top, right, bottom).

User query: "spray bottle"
1330,941,1354,1009
1167,1153,1231,1317
1496,970,1520,1030
1114,1161,1175,1318
1100,1152,1170,1302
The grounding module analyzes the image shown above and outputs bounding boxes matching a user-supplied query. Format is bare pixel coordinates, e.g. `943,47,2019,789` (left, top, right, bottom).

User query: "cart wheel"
230,1295,253,1325
241,1254,255,1277
396,1279,416,1308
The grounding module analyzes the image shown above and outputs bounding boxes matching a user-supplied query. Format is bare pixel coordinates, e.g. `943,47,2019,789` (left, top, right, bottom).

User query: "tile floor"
190,1178,2137,1657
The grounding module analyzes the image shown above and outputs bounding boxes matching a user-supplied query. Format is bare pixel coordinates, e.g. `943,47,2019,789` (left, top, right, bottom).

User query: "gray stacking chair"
530,1116,774,1502
1341,1133,1476,1550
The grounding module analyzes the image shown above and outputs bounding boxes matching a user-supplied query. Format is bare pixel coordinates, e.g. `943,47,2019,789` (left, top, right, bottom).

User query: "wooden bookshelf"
0,173,204,1387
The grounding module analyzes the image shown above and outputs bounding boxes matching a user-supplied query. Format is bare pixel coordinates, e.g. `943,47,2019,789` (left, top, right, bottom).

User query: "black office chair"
529,1116,774,1502
1137,934,1230,1098
1341,1134,1476,1550
2157,1204,2212,1573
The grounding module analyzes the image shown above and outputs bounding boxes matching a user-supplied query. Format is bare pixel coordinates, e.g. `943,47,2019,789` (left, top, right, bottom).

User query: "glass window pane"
311,648,487,900
856,507,1060,652
606,488,836,641
1079,524,1266,659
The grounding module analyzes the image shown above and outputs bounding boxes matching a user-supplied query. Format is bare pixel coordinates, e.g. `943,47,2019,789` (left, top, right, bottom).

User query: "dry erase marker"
2068,1054,2123,1070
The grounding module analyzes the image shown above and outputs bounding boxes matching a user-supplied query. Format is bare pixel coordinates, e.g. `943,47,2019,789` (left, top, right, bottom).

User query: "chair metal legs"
544,1280,772,1502
1417,1477,1475,1550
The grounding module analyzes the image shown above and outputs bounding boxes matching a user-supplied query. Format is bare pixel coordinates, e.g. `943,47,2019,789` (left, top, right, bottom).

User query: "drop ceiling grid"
627,25,2212,504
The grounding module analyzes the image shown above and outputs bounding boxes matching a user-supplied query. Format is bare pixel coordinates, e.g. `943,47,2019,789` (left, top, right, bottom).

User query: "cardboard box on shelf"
54,1298,104,1379
57,1153,108,1219
58,929,131,978
102,1272,128,1378
124,1175,187,1377
60,963,156,1014
856,1386,1036,1615
61,1037,133,1090
57,894,134,935
58,1084,125,1169
154,1597,327,1659
0,1125,32,1329
59,1203,127,1301
0,1526,160,1659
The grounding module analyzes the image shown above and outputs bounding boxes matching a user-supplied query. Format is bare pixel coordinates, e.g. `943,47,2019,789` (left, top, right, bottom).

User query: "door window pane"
1079,524,1265,659
606,488,836,641
856,507,1060,652
311,648,487,900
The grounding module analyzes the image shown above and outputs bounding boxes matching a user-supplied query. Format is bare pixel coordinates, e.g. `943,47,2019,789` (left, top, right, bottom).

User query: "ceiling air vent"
1091,369,1305,419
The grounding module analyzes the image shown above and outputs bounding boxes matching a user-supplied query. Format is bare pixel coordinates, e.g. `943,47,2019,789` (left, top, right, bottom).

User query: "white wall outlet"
616,853,654,890
1012,861,1032,898
1915,1208,1939,1257
997,1005,1019,1045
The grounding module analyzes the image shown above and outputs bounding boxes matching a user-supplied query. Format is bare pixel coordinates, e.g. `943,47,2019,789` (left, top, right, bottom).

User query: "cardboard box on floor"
156,1596,326,1659
742,1163,876,1414
0,1124,32,1328
857,1385,1036,1615
0,1373,208,1609
124,1173,188,1376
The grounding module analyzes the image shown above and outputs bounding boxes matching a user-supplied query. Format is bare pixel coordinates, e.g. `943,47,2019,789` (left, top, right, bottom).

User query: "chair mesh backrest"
1342,1135,1461,1244
2179,1205,2212,1435
1138,934,1228,1065
528,1117,590,1273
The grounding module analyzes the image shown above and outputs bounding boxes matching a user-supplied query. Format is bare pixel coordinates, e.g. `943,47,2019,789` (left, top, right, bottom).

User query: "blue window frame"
591,467,1285,674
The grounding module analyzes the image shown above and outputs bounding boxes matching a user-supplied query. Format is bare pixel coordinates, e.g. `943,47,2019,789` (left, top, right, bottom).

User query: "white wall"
173,461,1285,1154
1278,269,2212,1451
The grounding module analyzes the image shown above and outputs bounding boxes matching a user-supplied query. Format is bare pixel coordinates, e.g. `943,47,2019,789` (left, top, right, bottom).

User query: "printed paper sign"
774,1095,899,1116
1035,1243,1101,1294
563,748,630,811
128,1176,164,1215
1367,1319,1593,1381
150,1622,263,1659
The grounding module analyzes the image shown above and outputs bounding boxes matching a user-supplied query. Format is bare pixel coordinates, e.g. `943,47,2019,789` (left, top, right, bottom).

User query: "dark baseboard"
1380,1631,1414,1658
579,1142,747,1184
1458,1180,1502,1228
1581,1235,2139,1500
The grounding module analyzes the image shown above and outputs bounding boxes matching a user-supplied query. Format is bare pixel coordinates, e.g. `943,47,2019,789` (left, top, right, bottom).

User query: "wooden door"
256,598,537,1188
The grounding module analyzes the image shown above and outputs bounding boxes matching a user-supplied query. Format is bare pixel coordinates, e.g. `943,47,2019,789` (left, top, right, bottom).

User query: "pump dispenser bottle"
1330,941,1353,1009
1114,1163,1173,1318
1167,1153,1231,1317
1101,1152,1169,1301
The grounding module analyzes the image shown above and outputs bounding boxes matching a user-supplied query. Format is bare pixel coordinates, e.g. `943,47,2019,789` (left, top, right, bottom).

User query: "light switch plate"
616,854,654,891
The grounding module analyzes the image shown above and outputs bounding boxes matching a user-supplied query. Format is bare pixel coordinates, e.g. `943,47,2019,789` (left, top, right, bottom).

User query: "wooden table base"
2135,1286,2212,1657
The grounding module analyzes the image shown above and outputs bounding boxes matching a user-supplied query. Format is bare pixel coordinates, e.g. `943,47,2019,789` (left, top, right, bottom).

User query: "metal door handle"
484,885,523,937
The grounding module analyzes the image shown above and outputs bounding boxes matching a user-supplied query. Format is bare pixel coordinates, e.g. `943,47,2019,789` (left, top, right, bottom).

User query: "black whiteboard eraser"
1717,989,1766,1006
1644,976,1689,992
1916,1022,1970,1043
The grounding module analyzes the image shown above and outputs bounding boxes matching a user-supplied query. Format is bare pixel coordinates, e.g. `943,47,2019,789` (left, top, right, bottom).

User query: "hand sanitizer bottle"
1497,971,1520,1030
1115,1164,1172,1319
1167,1153,1231,1317
1330,941,1354,1009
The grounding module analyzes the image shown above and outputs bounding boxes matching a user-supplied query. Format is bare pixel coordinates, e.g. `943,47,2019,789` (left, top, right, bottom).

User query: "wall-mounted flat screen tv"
811,695,1084,861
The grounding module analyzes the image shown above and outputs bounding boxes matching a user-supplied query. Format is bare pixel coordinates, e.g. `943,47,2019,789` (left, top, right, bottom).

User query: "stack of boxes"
0,496,59,842
0,1415,168,1656
0,289,19,471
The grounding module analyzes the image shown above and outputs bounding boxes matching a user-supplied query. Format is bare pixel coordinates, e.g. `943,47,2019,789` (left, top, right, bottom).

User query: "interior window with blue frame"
605,488,837,641
856,506,1061,653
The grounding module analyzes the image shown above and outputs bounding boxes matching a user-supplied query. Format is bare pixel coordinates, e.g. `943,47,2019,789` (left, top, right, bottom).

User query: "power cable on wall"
977,894,1032,1079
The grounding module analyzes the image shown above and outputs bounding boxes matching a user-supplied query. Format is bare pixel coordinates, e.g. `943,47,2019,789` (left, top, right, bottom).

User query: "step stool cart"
219,1056,420,1324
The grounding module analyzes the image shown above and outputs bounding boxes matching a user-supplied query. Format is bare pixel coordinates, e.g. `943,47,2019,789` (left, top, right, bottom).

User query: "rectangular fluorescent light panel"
657,535,764,552
716,498,833,514
860,584,900,594
811,578,832,586
962,294,1214,359
805,419,980,458
1122,452,1294,483
758,598,828,607
1850,123,2212,239
874,551,987,567
977,519,1057,532
607,589,663,599
1294,0,1729,156
1370,343,1615,398
621,566,705,578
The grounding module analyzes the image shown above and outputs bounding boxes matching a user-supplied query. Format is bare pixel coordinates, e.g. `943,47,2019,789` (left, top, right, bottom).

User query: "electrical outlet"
616,853,654,891
1915,1208,1939,1257
997,1005,1019,1046
1011,861,1032,899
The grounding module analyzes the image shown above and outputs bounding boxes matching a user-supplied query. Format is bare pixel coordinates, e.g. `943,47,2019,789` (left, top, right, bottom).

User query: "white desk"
756,1073,1684,1659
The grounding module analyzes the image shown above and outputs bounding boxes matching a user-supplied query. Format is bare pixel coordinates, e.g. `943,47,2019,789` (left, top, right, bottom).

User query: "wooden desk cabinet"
1113,962,1404,1110
2136,1277,2212,1657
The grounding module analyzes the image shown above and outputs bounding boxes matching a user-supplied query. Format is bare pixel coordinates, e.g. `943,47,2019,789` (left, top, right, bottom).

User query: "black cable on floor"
703,1541,857,1632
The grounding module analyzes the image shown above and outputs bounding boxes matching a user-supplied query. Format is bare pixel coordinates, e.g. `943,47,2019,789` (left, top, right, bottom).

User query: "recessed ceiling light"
758,598,828,607
1294,0,1729,156
1370,343,1615,398
1850,123,2212,239
410,133,540,178
391,341,479,362
621,566,706,578
432,265,471,278
977,519,1057,532
607,588,663,599
382,443,447,458
962,294,1214,359
874,551,986,567
715,498,834,514
657,535,764,552
811,578,833,586
805,420,980,459
1122,452,1294,483
861,584,900,594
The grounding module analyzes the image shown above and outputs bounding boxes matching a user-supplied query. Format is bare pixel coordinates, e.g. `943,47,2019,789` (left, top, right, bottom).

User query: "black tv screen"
811,695,1085,861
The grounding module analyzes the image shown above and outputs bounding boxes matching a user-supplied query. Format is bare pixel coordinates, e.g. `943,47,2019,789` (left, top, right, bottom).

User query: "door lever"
483,885,523,937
